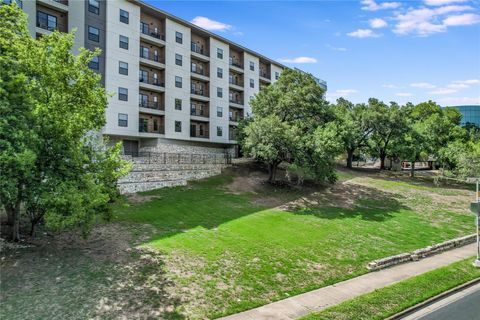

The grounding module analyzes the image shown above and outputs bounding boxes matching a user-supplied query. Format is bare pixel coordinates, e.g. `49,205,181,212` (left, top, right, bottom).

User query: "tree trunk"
380,153,386,170
346,149,354,169
268,162,279,183
410,161,415,178
5,200,21,242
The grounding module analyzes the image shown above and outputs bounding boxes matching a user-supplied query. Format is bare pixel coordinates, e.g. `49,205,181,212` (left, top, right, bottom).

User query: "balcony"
140,22,165,46
229,76,244,91
36,18,66,33
190,84,209,101
229,127,238,141
190,124,209,139
259,70,271,83
139,50,165,69
190,104,209,118
37,0,69,12
139,75,165,93
139,122,165,135
139,101,164,111
229,98,244,106
191,62,209,81
229,113,243,123
229,57,243,69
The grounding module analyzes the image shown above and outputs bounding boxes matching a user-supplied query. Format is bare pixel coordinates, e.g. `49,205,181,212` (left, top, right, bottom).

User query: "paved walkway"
220,243,477,320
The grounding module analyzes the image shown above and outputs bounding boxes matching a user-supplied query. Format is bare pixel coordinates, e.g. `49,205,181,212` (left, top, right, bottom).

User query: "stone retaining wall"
367,234,476,271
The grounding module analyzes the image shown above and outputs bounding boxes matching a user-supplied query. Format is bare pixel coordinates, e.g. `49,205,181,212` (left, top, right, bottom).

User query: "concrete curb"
385,277,480,320
367,234,476,271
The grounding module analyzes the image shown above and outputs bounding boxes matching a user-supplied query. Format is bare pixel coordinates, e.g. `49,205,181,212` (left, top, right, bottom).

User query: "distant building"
449,105,480,127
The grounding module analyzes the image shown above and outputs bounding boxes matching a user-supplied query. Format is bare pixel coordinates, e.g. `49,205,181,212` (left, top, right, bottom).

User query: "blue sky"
145,0,480,106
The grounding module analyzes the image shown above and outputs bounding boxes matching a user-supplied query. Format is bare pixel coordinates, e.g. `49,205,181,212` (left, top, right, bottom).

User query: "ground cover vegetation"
0,4,130,241
302,257,480,320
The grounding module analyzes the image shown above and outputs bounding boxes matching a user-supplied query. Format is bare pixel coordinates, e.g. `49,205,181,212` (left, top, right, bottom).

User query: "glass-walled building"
450,105,480,127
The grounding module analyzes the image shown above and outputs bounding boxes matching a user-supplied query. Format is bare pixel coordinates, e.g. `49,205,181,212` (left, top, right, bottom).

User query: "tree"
241,69,341,183
368,99,408,170
0,4,130,241
334,98,375,168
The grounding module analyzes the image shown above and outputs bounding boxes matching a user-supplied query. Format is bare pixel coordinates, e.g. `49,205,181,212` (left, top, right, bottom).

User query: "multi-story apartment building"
9,0,327,157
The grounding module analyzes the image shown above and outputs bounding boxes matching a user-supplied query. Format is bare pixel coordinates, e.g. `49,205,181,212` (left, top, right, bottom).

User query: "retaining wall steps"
119,180,187,193
130,163,228,171
119,169,222,183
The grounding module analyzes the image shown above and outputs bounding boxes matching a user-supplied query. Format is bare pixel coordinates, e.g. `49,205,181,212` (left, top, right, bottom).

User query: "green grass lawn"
1,165,476,319
302,257,480,320
112,166,475,318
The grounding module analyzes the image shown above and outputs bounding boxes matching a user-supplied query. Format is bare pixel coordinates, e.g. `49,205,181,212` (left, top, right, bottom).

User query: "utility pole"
468,178,480,268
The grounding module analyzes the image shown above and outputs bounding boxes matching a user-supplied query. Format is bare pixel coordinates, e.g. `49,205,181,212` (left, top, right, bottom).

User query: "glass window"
119,61,128,75
119,9,129,24
175,76,182,88
118,87,128,101
119,35,128,49
175,98,182,110
140,21,149,35
88,0,99,15
250,78,254,88
275,72,279,80
175,53,182,66
217,107,223,117
139,70,148,83
217,67,223,78
175,31,183,44
217,48,223,59
118,113,128,127
250,61,255,71
37,11,57,31
175,121,181,132
88,56,99,70
217,87,222,98
140,46,149,59
217,126,223,137
88,26,99,42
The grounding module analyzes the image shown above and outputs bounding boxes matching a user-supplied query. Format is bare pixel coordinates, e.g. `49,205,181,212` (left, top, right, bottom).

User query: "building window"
118,113,128,127
175,31,183,44
175,121,181,132
217,106,223,117
88,56,99,70
217,87,223,98
119,35,128,49
88,0,99,14
250,79,254,88
175,98,182,110
217,126,223,137
217,48,223,59
175,76,182,88
275,72,279,80
250,61,255,71
119,9,129,24
175,53,182,66
37,11,57,31
119,61,128,75
217,67,223,78
118,87,128,101
88,26,99,42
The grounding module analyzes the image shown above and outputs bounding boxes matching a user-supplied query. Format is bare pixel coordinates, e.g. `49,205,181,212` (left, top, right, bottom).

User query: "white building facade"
12,0,327,156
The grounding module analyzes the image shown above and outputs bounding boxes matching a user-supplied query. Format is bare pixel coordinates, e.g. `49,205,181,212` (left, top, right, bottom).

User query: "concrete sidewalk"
219,243,477,320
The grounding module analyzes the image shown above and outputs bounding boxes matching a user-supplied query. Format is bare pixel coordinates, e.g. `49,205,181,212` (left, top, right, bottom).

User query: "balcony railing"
36,19,65,32
139,121,164,134
139,76,165,87
190,127,209,139
191,65,207,76
140,23,165,40
229,130,238,141
191,42,208,56
229,98,244,105
140,51,164,64
139,101,164,111
229,57,243,69
191,87,208,97
53,0,68,5
259,70,270,79
190,105,209,117
229,78,243,87
229,114,243,122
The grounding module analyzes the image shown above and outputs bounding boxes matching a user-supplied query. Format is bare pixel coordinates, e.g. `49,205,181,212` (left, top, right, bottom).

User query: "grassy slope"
113,169,474,318
302,257,480,320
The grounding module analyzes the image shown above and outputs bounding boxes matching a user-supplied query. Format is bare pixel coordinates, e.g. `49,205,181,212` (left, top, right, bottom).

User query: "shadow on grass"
285,183,409,222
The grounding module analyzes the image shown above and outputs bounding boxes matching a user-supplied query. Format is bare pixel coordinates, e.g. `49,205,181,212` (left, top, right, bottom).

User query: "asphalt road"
403,284,480,320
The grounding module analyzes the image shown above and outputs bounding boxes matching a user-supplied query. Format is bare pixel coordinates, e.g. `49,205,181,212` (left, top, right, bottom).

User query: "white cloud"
190,16,232,32
326,44,347,51
453,79,480,85
370,18,388,28
410,82,436,89
337,89,359,94
393,5,473,36
424,0,467,6
326,89,359,101
361,0,401,11
443,13,480,26
428,88,458,94
347,29,382,38
278,57,318,64
436,96,480,106
382,84,402,89
395,92,413,96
